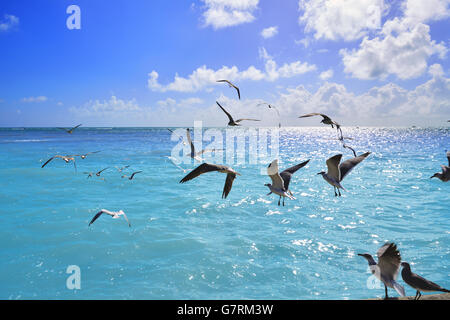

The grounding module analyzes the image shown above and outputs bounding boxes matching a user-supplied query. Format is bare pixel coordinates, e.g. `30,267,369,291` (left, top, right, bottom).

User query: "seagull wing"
70,124,82,131
97,167,109,175
408,272,450,292
41,156,57,168
222,173,236,199
179,163,224,183
447,150,450,166
233,85,241,100
216,101,235,123
89,210,104,226
280,160,310,190
267,160,285,190
377,243,402,281
130,171,142,179
343,144,357,157
235,119,261,123
299,113,331,121
326,154,342,181
186,129,195,156
339,152,370,182
121,212,131,227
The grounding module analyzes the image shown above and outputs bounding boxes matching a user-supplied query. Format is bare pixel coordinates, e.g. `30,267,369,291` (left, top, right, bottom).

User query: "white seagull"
89,209,131,227
317,152,370,196
265,159,310,206
186,128,223,162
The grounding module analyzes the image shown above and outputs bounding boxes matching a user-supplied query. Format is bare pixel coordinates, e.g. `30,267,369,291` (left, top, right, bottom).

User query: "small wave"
2,139,50,143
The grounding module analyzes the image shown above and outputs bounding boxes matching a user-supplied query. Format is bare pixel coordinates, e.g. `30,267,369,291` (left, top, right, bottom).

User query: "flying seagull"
168,128,187,146
258,102,281,128
84,167,109,179
216,101,260,126
217,79,240,100
57,124,82,134
401,262,450,300
88,209,130,227
342,144,357,157
72,151,101,159
358,243,406,299
41,155,77,171
179,163,240,199
186,128,223,162
298,113,343,139
122,171,142,180
317,152,370,196
430,151,450,182
265,159,310,206
115,165,130,172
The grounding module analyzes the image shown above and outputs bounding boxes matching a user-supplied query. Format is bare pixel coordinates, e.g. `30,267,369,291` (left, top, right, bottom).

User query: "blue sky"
0,0,449,127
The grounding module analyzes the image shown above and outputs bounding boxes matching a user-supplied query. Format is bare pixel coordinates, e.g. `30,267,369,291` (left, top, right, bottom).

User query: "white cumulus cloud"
0,14,19,32
298,0,387,41
148,48,316,92
340,18,447,80
201,0,259,29
21,96,48,103
261,26,278,39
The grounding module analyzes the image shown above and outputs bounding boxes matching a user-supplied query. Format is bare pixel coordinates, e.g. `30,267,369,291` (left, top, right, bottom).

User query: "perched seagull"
179,163,240,199
168,128,187,146
358,243,406,299
265,159,310,206
41,155,77,171
217,79,240,100
317,152,370,196
257,102,281,128
216,101,260,126
72,151,100,159
186,128,223,162
115,165,130,172
89,209,130,227
298,113,343,139
430,151,450,182
401,262,450,300
57,124,82,134
122,171,142,180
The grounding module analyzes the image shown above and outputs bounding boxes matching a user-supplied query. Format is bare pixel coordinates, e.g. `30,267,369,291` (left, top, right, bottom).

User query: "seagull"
57,124,82,134
358,243,406,299
265,159,310,206
257,102,281,128
298,113,343,139
317,152,370,196
96,167,109,176
41,155,77,171
115,165,130,172
168,128,187,146
88,209,130,227
342,144,357,157
179,163,240,199
217,79,240,99
401,262,450,300
72,151,100,159
84,167,109,179
186,128,223,162
122,171,142,180
430,151,450,182
216,101,260,126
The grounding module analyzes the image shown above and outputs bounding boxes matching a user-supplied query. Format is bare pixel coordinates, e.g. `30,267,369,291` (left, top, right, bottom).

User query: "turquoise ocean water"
0,127,448,299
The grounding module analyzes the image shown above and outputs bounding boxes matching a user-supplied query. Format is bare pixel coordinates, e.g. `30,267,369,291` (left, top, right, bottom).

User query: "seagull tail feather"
392,281,406,297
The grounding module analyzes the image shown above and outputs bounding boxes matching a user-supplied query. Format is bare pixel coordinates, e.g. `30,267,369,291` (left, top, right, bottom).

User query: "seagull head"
118,210,125,215
401,262,411,269
264,183,271,187
430,173,439,179
317,171,325,175
357,253,376,265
